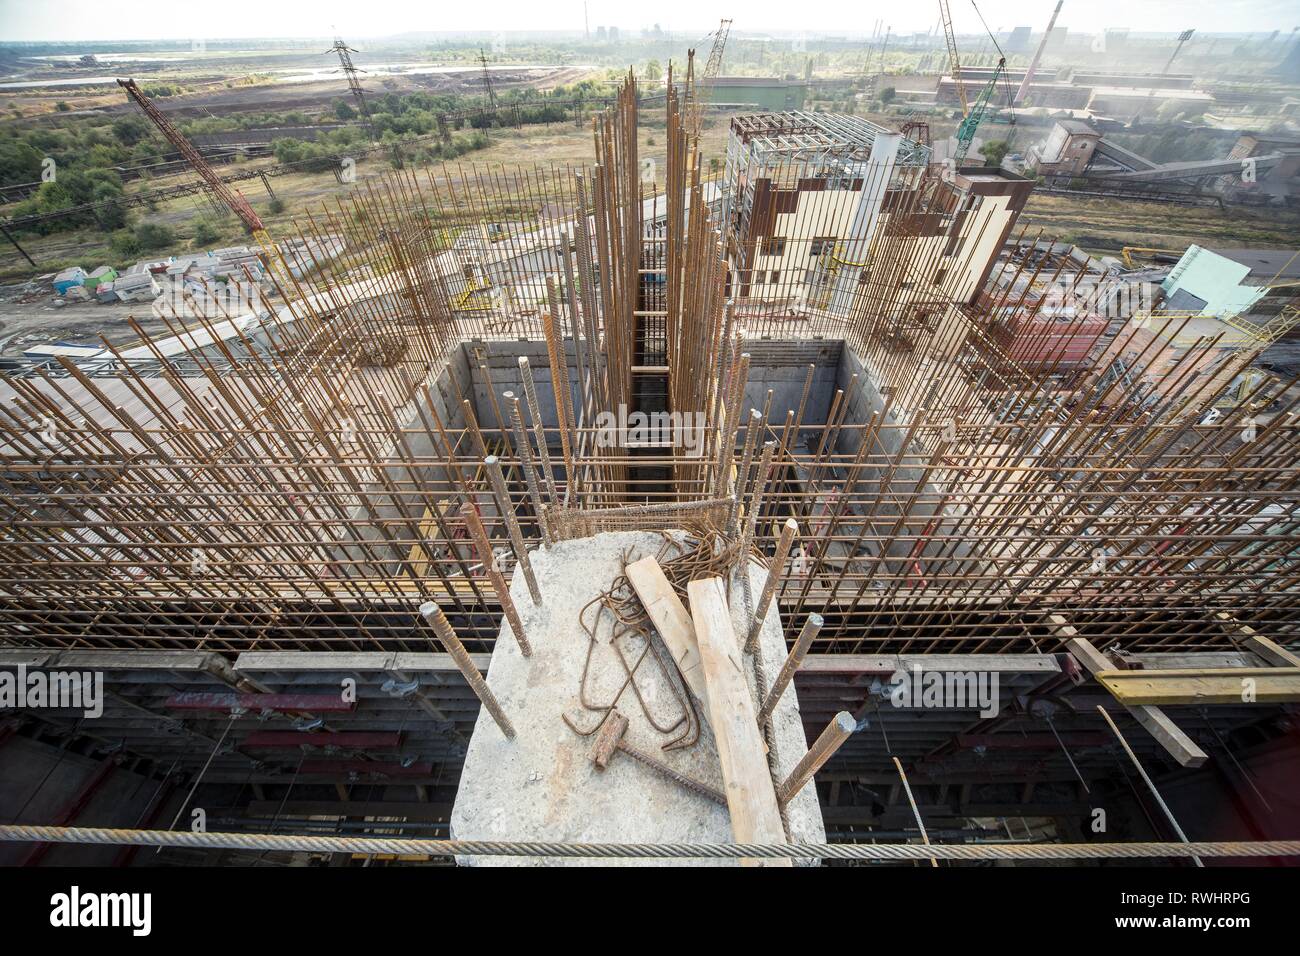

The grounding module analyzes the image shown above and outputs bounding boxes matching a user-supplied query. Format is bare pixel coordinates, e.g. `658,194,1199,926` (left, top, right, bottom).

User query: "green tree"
979,140,1010,167
111,116,151,146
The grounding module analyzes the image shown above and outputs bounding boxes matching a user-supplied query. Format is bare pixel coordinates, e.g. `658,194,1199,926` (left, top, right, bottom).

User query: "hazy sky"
0,0,1296,43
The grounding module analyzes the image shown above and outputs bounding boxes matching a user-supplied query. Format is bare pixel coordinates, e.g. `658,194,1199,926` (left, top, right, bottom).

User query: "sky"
0,0,1296,43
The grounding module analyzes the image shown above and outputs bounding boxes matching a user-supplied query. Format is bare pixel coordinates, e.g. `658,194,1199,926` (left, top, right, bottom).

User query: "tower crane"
941,2,1014,166
953,57,1005,164
938,0,968,116
686,18,732,141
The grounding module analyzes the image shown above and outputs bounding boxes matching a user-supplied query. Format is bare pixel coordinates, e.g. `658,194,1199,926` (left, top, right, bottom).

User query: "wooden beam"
687,576,790,867
1096,668,1300,706
625,556,709,713
1215,612,1300,668
1064,636,1208,768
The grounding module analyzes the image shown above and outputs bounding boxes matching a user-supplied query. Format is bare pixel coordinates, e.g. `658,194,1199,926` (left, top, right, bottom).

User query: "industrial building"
1,62,1299,870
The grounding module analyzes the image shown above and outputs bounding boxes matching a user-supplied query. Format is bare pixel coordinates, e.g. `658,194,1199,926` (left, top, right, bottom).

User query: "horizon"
1,0,1297,45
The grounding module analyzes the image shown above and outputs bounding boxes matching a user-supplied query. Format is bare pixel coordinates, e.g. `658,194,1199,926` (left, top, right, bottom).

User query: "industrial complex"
0,8,1298,882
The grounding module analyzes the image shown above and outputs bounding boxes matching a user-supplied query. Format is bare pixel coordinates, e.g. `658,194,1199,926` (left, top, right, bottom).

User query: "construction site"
1,11,1299,875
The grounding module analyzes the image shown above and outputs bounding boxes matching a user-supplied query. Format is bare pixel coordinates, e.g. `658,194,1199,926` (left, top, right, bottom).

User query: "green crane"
953,56,1005,166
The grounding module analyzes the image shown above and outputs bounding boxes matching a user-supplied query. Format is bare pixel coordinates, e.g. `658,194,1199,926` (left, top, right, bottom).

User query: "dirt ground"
0,297,172,355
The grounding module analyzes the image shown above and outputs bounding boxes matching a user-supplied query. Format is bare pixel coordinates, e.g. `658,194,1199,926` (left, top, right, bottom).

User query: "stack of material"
278,235,345,279
84,266,118,297
210,246,266,280
166,254,222,279
107,270,160,304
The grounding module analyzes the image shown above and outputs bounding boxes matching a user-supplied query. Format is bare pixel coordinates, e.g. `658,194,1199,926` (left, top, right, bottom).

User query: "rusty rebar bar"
420,601,516,739
460,502,531,657
776,711,855,805
484,454,542,605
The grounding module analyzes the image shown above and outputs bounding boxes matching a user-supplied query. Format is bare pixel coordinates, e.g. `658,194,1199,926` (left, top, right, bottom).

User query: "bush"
191,217,225,247
109,229,141,259
134,222,174,251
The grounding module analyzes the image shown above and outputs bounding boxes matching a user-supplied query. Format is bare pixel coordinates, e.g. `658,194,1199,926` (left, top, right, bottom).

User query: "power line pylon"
479,48,499,109
329,37,374,138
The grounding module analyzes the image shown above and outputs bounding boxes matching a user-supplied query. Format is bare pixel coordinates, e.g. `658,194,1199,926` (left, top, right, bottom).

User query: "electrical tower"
479,48,499,109
329,37,374,137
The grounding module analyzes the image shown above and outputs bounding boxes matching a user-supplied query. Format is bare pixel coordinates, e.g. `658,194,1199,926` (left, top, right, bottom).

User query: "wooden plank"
1214,612,1300,668
1065,636,1208,768
1096,668,1300,706
625,556,709,712
687,576,790,867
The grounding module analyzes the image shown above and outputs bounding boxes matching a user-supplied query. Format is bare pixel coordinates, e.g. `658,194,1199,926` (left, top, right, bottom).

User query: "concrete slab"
450,530,827,866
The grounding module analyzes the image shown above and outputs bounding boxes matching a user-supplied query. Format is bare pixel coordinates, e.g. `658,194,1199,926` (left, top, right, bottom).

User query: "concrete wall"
738,339,842,427
466,339,585,432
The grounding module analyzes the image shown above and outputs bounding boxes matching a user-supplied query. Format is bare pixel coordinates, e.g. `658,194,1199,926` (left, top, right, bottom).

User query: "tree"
333,99,356,121
111,116,151,146
191,216,225,248
979,139,1010,167
880,87,896,105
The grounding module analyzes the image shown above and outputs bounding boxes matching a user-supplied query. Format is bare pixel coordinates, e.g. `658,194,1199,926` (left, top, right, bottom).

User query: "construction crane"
938,0,968,116
117,79,283,282
1163,29,1195,75
686,18,732,140
1014,0,1063,106
953,56,1004,164
947,2,1015,166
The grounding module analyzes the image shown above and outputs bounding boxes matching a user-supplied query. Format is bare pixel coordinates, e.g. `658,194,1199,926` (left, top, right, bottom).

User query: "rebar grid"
0,72,1296,658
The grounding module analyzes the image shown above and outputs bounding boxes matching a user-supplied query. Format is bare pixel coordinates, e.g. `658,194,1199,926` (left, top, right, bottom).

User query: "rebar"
460,502,531,657
746,517,799,653
484,455,542,605
419,601,516,739
757,613,823,726
775,711,856,805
